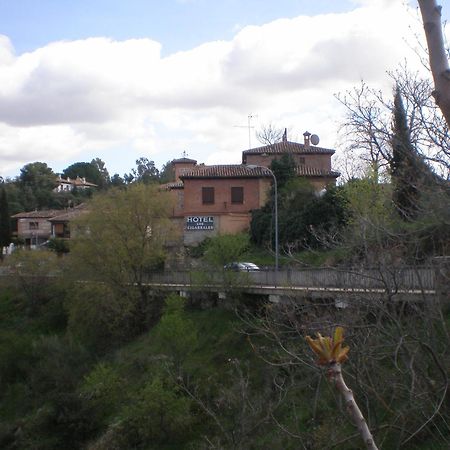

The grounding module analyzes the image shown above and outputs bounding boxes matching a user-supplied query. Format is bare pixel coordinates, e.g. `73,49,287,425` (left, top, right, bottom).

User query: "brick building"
242,131,339,190
179,165,272,245
12,210,61,246
165,131,340,245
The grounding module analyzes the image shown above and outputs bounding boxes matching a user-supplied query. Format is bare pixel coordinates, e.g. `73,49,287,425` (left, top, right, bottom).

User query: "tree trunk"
418,0,450,128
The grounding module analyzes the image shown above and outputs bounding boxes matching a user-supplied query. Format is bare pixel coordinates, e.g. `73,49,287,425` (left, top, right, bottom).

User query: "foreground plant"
306,327,378,450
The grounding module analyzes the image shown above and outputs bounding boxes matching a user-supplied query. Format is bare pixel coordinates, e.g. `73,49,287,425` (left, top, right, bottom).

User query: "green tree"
0,187,11,258
124,157,159,184
19,162,56,209
158,160,175,184
390,88,422,220
69,184,177,320
270,153,296,190
67,283,138,351
63,161,102,186
121,376,194,447
90,158,111,188
204,233,250,267
156,294,198,370
110,173,125,187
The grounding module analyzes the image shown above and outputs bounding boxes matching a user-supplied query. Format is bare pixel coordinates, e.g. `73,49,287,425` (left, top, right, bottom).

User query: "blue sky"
1,1,356,56
0,0,448,179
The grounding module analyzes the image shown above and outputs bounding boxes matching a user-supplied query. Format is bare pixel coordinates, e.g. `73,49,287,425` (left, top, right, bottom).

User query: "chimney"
303,131,311,148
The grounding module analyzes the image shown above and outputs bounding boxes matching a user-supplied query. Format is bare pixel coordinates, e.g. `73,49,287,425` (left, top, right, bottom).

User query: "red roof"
172,157,197,164
48,204,89,222
242,140,335,156
12,209,62,219
160,181,184,190
295,166,340,178
180,165,273,179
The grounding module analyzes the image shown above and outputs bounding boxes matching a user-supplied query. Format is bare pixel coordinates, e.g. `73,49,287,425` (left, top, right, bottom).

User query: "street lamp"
247,164,278,271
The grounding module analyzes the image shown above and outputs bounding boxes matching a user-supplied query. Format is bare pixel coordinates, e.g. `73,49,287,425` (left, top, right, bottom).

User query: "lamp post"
247,165,278,271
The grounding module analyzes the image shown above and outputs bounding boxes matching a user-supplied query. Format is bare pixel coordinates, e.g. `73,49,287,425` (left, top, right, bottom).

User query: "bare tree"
240,264,449,448
256,123,285,145
418,0,450,128
335,68,450,181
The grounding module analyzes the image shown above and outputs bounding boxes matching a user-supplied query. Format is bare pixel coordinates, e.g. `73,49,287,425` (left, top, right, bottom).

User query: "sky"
0,0,448,179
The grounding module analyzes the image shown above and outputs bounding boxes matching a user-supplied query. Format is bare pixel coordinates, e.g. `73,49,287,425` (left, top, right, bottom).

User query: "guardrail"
143,266,436,292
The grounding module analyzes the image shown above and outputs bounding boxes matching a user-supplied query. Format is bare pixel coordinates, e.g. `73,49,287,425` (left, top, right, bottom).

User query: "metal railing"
143,266,436,292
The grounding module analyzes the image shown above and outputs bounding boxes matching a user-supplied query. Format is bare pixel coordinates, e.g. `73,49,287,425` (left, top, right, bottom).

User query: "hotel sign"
186,216,214,231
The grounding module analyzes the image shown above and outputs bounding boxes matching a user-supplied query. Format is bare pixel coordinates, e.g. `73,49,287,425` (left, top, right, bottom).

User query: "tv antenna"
234,113,258,148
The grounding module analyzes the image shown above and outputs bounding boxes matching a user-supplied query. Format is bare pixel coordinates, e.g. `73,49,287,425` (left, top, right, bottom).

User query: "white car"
224,262,260,272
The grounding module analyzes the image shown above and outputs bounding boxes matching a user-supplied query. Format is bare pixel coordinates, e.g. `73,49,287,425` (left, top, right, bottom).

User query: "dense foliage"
250,156,348,254
0,253,448,449
0,157,177,216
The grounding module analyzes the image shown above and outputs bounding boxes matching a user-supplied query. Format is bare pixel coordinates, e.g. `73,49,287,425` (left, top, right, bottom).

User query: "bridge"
142,266,443,303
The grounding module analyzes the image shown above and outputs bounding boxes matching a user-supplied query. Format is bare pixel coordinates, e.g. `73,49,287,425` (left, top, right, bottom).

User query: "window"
298,157,306,165
231,186,244,204
202,187,215,204
29,221,39,230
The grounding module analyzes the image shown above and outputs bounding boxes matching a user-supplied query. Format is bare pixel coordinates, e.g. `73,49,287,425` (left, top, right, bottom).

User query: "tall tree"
90,157,111,188
19,162,56,209
0,187,11,258
63,161,102,186
159,160,175,184
270,154,296,190
336,68,449,181
418,0,450,128
256,123,285,145
390,88,435,220
125,157,160,184
69,184,176,321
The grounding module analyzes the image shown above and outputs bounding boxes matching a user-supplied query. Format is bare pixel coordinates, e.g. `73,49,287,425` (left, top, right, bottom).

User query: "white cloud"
0,1,429,178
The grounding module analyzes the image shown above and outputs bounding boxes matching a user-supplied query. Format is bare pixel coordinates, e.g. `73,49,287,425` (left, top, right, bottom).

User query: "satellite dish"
311,134,320,145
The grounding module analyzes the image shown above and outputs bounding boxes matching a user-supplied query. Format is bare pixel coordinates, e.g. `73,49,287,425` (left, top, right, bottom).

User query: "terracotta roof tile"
242,140,335,156
48,204,89,222
12,209,62,219
180,165,273,179
72,177,97,187
172,157,197,164
295,166,340,178
160,181,184,190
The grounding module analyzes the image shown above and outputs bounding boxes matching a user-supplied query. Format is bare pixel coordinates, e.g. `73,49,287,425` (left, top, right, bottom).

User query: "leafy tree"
63,161,102,186
90,158,110,188
0,188,11,258
80,362,125,426
251,160,347,254
270,153,296,190
158,160,175,184
110,173,125,187
204,233,250,267
19,162,56,209
1,180,23,214
6,250,62,314
121,376,194,447
155,295,198,373
67,283,138,352
69,184,176,321
124,157,159,184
